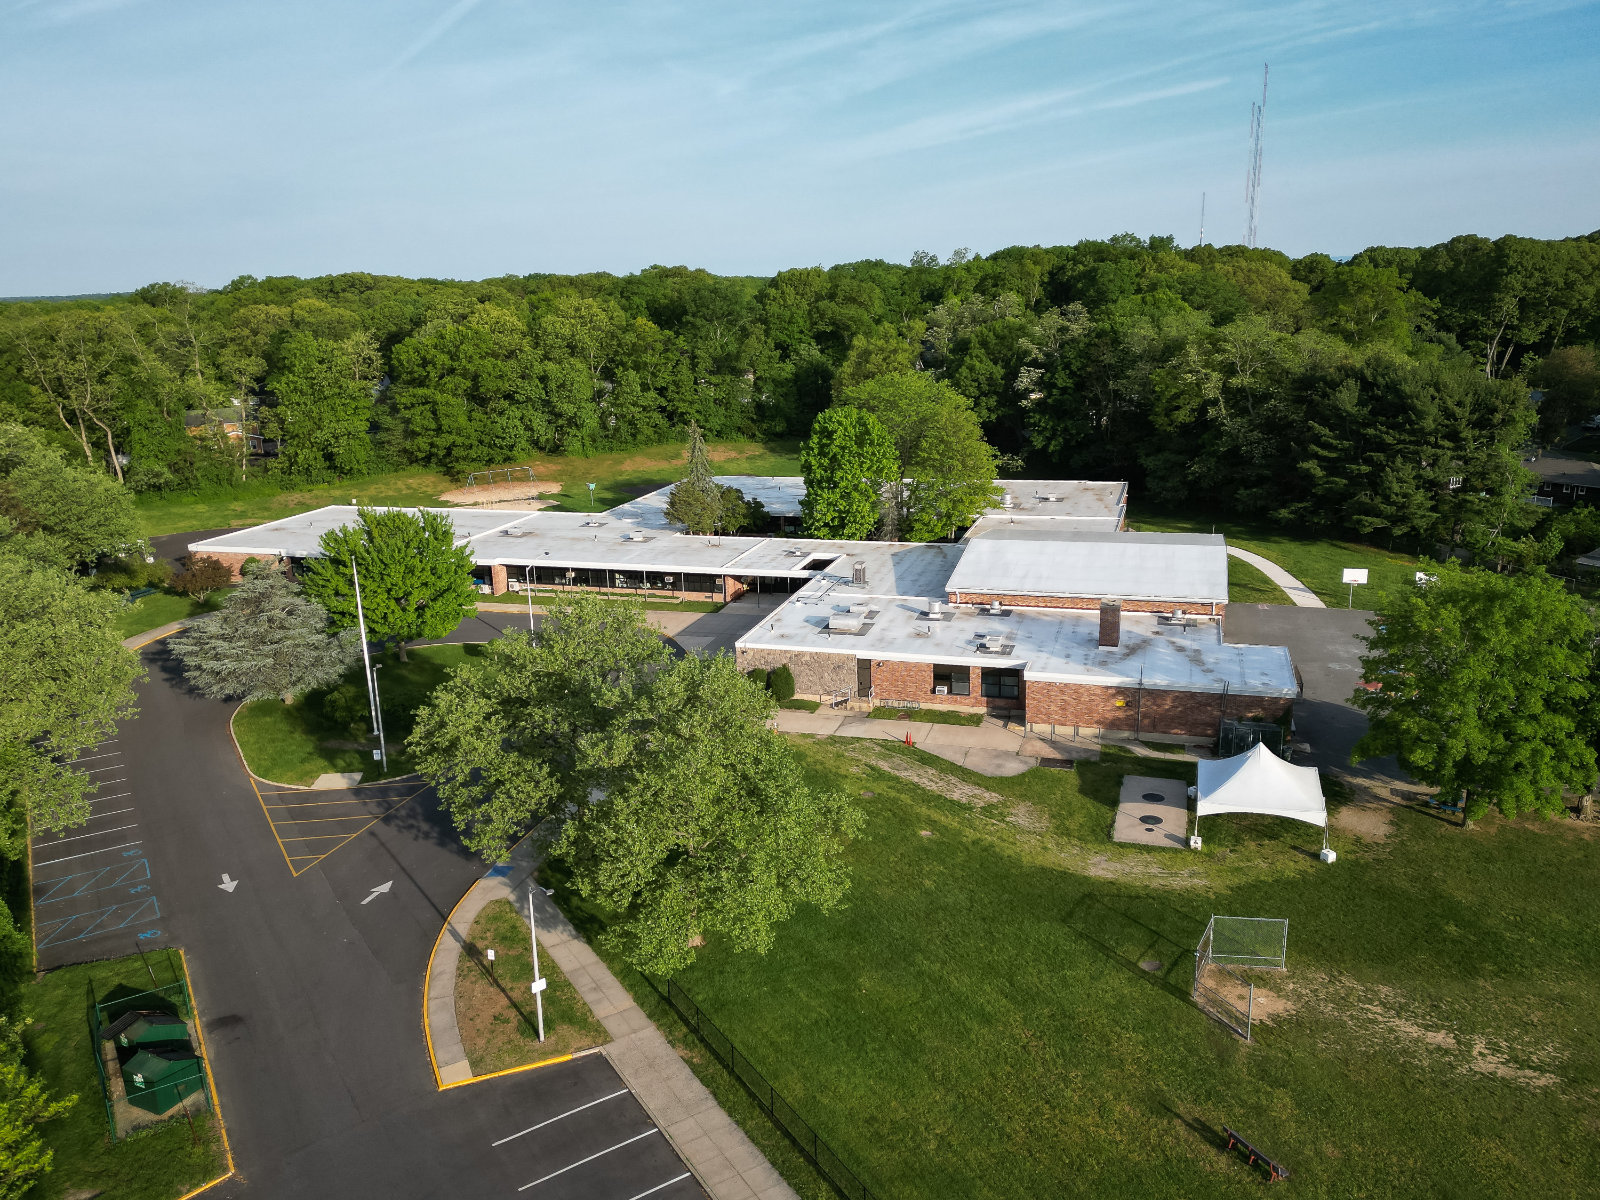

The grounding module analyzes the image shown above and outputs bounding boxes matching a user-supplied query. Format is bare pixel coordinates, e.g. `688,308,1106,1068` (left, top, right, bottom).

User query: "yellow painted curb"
175,947,237,1197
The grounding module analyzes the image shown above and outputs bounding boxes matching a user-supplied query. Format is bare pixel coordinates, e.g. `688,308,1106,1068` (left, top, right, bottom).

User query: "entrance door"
856,659,873,699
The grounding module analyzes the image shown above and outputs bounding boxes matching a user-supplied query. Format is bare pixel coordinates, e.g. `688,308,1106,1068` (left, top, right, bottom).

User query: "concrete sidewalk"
772,708,1100,775
1226,546,1326,608
426,839,796,1200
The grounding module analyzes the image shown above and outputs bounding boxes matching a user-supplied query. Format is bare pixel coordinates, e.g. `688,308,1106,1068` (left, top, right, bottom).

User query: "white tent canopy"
1195,743,1328,832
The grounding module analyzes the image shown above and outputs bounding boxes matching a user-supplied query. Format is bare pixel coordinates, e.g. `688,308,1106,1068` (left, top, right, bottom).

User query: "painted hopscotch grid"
251,778,429,877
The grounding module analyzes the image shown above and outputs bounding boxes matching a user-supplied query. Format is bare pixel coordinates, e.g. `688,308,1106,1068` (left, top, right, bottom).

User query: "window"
981,668,1021,701
684,573,720,593
932,665,970,696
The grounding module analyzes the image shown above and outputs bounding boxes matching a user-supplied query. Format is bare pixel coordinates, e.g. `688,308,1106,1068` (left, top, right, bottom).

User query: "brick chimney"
1098,599,1121,648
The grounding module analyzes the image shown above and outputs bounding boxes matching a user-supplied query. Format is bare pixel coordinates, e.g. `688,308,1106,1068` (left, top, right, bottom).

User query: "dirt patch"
1007,802,1049,832
1332,802,1396,841
439,480,563,506
1081,853,1202,886
851,744,1005,809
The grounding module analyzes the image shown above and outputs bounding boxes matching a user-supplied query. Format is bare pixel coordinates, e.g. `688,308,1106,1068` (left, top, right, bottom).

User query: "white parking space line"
491,1088,631,1146
86,808,134,820
516,1128,660,1192
34,824,138,849
625,1172,693,1200
36,841,142,867
92,792,133,803
73,752,121,763
84,776,127,785
84,765,127,773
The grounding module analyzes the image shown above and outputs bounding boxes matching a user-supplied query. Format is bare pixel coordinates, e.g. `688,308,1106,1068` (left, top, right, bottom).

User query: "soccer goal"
1192,915,1289,1040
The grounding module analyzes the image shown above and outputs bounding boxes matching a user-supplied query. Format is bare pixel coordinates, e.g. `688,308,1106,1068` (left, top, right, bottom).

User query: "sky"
3,0,1598,295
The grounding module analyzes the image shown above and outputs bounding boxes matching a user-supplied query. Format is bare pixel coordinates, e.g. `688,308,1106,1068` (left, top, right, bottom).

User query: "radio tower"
1243,63,1268,248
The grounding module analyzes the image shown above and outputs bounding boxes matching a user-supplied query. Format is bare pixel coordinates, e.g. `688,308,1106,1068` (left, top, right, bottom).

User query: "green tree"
169,567,359,701
0,1056,75,1200
842,372,999,541
1351,562,1596,824
0,554,139,857
558,653,861,974
300,508,477,661
262,330,378,480
663,422,762,534
0,424,142,571
170,553,233,600
409,594,672,858
799,407,897,539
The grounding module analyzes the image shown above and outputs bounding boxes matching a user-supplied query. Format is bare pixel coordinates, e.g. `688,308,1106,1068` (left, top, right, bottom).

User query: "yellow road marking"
176,948,236,1197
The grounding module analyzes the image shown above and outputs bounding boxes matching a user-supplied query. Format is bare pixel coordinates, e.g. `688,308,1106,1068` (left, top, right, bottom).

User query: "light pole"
586,482,596,511
351,554,381,761
371,664,388,772
524,565,535,633
527,889,546,1042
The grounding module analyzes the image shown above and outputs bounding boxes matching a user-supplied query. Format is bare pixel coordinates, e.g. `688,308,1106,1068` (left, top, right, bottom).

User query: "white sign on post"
1341,567,1368,608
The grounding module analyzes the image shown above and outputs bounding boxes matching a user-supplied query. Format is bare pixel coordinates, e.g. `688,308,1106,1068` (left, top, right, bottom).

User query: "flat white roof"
945,529,1229,605
605,476,808,528
736,587,1295,697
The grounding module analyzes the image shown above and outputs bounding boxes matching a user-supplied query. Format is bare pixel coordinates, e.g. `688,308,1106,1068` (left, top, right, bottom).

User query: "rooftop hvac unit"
852,560,867,586
1000,493,1014,508
1044,493,1060,503
828,613,864,633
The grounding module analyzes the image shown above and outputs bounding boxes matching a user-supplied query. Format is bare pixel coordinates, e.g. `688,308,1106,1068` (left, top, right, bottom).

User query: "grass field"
112,589,226,639
454,900,607,1076
231,643,485,785
551,736,1600,1199
24,954,228,1200
1131,509,1419,608
131,440,802,537
1226,555,1291,605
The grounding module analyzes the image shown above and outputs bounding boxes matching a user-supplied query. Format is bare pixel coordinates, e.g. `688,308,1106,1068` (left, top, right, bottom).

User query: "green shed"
103,1010,190,1049
121,1046,205,1115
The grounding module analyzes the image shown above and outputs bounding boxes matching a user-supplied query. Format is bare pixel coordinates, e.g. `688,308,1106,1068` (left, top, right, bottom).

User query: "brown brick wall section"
1025,680,1290,738
203,551,282,582
736,647,857,697
951,593,1223,619
867,659,1024,710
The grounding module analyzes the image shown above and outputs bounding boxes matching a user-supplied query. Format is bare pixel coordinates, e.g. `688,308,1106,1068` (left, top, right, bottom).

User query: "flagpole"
351,553,385,769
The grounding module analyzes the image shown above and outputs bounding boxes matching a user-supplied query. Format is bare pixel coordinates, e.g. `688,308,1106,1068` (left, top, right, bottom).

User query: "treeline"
2,231,1598,551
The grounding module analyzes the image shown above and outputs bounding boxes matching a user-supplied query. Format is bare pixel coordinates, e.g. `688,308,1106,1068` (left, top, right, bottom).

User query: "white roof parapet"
945,528,1229,605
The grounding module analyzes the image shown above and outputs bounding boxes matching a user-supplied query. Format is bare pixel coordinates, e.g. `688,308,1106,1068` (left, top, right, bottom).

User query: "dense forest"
3,232,1599,555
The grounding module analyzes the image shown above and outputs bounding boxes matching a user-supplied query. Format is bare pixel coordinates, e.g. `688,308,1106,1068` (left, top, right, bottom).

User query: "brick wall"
736,647,857,697
950,592,1223,619
203,551,282,581
1025,680,1290,739
868,659,1016,710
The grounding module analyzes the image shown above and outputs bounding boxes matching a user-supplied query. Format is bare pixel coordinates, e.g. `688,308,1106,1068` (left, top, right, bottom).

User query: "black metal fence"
645,974,880,1200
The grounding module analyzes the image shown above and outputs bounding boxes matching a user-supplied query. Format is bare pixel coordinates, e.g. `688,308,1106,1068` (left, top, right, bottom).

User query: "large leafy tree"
0,423,142,570
409,595,861,972
1351,562,1596,824
262,330,378,480
842,372,999,541
799,406,896,539
169,567,359,700
0,1056,75,1200
0,554,140,858
300,507,477,661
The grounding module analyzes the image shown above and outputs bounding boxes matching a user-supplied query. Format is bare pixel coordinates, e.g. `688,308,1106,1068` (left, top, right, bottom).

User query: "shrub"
769,664,796,701
746,667,768,691
171,554,233,599
321,682,371,739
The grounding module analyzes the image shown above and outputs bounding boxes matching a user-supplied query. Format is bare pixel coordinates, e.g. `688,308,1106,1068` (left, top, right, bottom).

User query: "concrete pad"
311,771,364,789
962,749,1039,777
836,717,916,741
1113,775,1190,848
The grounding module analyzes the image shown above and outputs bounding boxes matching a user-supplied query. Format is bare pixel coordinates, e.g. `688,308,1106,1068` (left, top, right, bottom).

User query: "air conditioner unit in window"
933,685,948,695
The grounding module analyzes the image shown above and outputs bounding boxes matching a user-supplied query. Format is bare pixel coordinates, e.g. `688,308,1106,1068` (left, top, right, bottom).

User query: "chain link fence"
1192,916,1288,1041
646,974,879,1200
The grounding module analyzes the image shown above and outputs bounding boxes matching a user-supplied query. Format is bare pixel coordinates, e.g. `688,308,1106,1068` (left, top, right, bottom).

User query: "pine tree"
169,567,358,701
664,422,725,533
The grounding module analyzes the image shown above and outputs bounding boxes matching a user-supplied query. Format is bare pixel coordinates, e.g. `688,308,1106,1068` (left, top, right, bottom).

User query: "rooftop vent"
851,560,867,586
828,613,865,633
1043,493,1061,503
622,530,653,542
580,520,607,528
1000,492,1015,508
783,548,807,557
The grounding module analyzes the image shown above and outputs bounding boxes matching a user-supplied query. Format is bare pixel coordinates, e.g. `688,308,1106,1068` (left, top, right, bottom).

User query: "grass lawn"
1226,555,1290,605
779,699,821,712
454,900,608,1076
231,643,486,785
1130,508,1419,608
552,736,1600,1199
23,954,228,1200
867,706,984,726
131,440,802,537
488,590,725,613
112,589,226,639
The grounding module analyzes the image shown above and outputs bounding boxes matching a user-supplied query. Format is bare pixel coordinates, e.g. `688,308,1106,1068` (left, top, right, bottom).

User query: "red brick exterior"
951,592,1223,618
868,659,1021,711
1025,680,1290,739
205,551,282,581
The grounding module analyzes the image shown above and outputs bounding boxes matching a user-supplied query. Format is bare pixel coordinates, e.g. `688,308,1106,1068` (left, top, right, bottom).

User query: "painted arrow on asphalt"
361,880,393,905
218,874,239,893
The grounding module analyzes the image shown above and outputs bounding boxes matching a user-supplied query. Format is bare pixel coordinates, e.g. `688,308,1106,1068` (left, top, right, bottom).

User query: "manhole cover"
1139,814,1164,826
1141,792,1167,803
1139,959,1163,972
